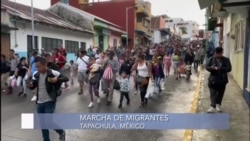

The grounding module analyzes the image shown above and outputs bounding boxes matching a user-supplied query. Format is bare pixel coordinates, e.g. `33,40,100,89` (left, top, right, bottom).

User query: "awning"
1,24,18,32
198,0,218,9
135,30,145,35
211,10,228,17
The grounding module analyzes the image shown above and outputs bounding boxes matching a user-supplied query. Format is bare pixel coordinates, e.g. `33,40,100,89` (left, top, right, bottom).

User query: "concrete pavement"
1,71,199,141
192,71,250,141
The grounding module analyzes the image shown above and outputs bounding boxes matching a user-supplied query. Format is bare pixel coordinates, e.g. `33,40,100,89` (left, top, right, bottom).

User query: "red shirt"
52,54,66,69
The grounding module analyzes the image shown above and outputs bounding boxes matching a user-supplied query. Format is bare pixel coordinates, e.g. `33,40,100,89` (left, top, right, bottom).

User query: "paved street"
1,71,199,141
192,71,250,141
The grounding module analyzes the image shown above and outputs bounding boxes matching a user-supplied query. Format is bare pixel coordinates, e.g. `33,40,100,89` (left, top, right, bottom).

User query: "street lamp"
126,5,136,47
31,0,35,49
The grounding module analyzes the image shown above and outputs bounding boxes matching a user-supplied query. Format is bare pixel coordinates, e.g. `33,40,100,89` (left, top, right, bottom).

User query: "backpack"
35,69,65,97
103,64,113,80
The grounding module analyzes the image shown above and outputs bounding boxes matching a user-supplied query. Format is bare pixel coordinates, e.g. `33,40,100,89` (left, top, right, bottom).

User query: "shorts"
77,71,88,83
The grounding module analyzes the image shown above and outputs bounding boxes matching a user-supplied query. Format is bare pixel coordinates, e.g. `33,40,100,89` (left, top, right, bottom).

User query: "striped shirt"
119,78,130,92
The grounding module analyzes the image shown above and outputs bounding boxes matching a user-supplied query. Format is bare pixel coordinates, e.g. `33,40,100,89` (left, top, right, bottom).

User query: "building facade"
49,2,125,51
200,0,250,105
151,15,169,44
2,0,94,62
165,18,199,40
51,0,152,48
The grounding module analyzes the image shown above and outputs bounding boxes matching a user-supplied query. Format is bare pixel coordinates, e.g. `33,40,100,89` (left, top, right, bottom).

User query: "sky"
10,0,205,29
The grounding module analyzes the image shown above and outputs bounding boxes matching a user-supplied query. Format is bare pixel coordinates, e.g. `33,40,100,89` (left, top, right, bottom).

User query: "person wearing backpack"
102,51,119,106
27,56,68,141
206,47,232,113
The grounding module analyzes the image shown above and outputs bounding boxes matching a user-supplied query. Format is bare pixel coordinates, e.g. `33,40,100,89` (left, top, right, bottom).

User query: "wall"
152,30,161,43
109,34,121,47
159,17,166,29
10,22,93,62
51,0,136,48
230,13,244,89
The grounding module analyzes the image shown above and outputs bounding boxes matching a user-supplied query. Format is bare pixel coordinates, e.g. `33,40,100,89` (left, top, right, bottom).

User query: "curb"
183,66,204,141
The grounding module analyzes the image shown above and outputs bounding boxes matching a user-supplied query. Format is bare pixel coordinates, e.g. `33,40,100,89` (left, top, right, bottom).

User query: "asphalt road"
1,72,198,141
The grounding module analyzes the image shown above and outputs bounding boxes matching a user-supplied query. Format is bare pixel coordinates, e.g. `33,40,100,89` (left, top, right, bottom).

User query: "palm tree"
179,27,187,34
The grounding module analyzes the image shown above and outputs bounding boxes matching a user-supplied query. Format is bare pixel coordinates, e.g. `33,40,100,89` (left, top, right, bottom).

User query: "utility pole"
31,0,35,49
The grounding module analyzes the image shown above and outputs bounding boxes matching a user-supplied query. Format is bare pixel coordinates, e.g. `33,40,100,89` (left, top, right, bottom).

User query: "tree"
179,27,187,34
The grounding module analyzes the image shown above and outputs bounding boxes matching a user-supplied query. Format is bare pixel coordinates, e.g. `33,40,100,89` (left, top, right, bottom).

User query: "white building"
165,18,199,40
1,0,94,62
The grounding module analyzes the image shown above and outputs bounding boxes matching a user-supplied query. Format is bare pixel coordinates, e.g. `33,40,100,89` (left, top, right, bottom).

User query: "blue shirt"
30,56,37,75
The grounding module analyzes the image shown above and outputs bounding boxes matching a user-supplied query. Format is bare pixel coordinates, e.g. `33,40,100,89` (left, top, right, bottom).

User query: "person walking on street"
7,49,19,95
131,54,154,107
103,51,119,106
30,51,39,101
118,71,130,108
76,50,89,95
27,57,68,141
1,54,10,92
87,57,101,108
206,47,232,113
52,48,68,89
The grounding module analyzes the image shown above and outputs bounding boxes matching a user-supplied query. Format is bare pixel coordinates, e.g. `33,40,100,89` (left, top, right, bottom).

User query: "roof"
1,0,94,34
49,2,123,29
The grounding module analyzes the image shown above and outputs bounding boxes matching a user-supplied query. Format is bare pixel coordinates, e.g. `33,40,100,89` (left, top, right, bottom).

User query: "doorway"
1,33,10,59
99,35,104,51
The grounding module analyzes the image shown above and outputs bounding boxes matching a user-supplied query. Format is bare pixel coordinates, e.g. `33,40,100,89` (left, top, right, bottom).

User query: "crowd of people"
1,41,207,141
1,42,206,105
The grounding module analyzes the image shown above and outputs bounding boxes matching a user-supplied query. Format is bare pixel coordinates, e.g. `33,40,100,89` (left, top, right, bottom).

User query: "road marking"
183,66,204,141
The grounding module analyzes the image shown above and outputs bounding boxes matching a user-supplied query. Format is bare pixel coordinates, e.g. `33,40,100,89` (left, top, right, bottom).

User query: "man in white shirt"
76,50,89,95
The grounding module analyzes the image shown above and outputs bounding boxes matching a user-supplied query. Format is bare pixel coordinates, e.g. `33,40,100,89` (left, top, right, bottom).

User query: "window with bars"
41,37,62,52
27,35,38,58
235,20,245,51
65,40,79,53
80,42,86,51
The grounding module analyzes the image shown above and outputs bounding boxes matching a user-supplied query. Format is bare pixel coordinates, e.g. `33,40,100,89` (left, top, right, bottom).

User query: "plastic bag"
160,79,165,90
11,77,17,88
145,79,154,98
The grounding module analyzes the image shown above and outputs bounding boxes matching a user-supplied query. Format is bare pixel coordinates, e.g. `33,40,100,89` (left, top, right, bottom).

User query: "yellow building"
229,13,245,89
134,0,152,46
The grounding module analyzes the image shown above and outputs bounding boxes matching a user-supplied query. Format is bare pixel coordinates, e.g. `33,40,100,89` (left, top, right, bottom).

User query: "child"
69,60,76,85
88,57,101,108
118,71,130,108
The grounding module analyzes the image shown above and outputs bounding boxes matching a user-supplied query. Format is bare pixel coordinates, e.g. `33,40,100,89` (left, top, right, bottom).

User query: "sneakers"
207,106,216,113
88,102,94,108
118,104,122,108
59,132,66,141
31,95,37,101
97,98,101,104
216,104,222,112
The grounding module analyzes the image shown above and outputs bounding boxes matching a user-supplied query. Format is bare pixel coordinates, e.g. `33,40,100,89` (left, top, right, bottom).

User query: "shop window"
65,40,79,53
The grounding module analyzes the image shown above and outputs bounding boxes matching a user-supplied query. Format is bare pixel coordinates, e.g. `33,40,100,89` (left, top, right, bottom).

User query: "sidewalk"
192,71,250,141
